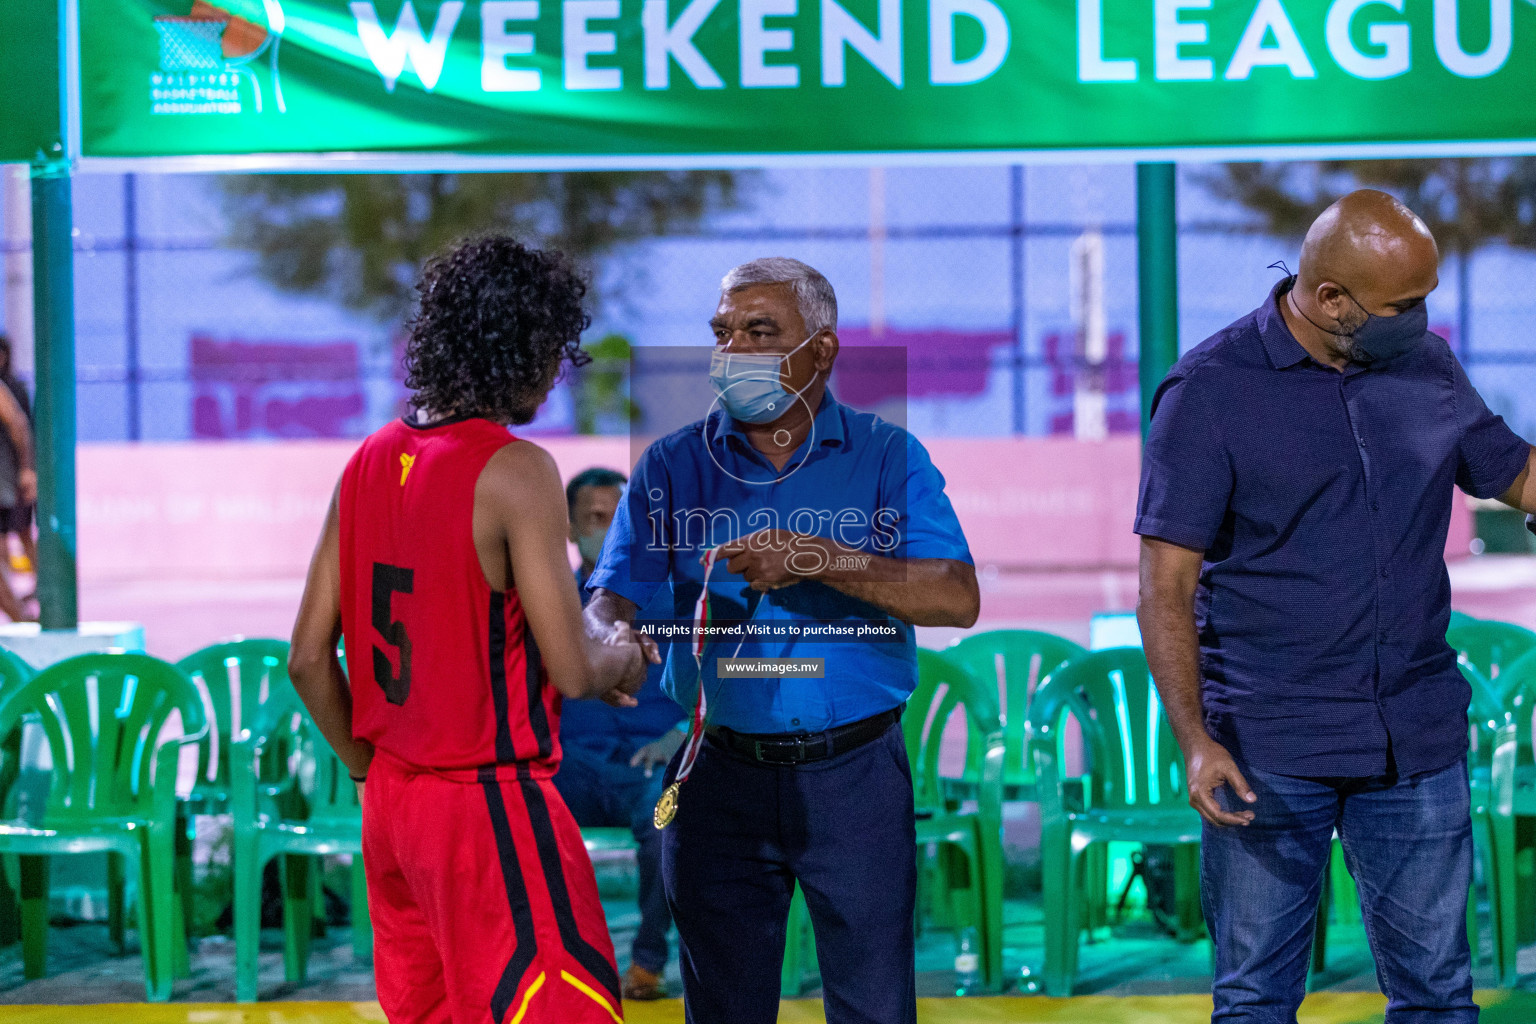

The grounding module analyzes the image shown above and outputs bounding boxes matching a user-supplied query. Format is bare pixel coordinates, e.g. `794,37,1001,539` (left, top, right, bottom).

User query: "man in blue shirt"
584,257,977,1024
1137,190,1536,1023
556,467,686,1001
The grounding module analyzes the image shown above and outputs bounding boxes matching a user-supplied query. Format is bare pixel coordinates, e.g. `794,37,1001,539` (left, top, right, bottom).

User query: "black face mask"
1335,287,1429,364
1276,267,1428,365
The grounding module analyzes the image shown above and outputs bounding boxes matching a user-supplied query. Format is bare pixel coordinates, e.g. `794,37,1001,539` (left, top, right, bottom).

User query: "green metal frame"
30,161,77,630
1137,162,1179,439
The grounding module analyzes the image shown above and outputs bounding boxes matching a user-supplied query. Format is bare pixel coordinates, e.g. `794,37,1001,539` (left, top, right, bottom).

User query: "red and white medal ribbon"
677,544,723,786
655,544,723,828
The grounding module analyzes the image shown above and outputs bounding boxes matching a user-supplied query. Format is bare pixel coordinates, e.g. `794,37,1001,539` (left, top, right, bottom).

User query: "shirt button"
1372,502,1380,512
791,718,800,726
1380,568,1389,579
1357,437,1366,448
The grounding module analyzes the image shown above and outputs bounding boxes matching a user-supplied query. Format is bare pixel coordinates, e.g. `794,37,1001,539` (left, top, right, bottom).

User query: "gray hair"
720,257,838,334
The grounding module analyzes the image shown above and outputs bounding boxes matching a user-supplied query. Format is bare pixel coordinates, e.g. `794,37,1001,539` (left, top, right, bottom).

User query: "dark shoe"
622,964,667,1001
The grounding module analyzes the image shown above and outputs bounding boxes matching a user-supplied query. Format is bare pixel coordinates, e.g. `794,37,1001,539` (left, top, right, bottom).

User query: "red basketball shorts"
362,753,624,1024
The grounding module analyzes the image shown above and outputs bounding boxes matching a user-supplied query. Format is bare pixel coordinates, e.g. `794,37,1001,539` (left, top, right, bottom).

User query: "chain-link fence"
2,163,1534,443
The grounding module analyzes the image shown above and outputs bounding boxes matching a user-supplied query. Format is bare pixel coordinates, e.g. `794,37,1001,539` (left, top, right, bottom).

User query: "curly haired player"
289,236,658,1024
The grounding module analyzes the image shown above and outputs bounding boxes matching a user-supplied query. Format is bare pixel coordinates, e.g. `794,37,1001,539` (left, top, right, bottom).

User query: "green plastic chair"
170,640,297,943
1449,610,1479,631
0,653,207,1001
945,630,1086,798
1447,618,1536,691
909,648,1005,991
1028,647,1201,997
0,645,33,946
231,692,369,1002
176,639,295,812
1486,680,1536,986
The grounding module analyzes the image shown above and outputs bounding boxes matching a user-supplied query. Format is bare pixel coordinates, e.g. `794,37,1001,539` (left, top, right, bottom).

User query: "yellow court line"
561,969,624,1024
508,971,545,1024
0,992,1527,1024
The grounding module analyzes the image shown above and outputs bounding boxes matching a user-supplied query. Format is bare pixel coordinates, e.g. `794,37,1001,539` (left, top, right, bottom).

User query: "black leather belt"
706,706,902,765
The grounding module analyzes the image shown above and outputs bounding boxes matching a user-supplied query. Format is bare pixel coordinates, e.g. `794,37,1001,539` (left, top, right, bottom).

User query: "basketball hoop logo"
150,1,286,116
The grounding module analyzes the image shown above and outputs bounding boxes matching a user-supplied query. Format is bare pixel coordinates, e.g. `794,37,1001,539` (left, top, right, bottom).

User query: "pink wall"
75,436,1471,584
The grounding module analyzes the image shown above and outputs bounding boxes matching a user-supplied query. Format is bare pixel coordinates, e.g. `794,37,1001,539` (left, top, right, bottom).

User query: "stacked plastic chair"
0,653,207,1000
1029,647,1200,996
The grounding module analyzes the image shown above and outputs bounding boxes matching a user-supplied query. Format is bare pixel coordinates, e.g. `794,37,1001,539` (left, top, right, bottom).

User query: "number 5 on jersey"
372,562,414,705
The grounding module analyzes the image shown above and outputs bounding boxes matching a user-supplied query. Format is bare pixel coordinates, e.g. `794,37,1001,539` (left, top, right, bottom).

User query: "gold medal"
654,782,680,829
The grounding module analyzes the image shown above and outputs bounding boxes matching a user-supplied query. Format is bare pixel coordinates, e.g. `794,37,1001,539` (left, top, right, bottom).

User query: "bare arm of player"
0,385,35,505
289,484,376,780
1499,445,1536,514
1137,536,1256,828
716,531,980,628
479,441,658,703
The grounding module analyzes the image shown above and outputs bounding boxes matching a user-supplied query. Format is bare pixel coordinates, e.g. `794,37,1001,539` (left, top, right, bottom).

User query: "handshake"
595,618,662,709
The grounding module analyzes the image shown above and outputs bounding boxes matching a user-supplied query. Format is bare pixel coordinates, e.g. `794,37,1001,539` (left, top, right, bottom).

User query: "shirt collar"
709,389,847,451
1256,276,1312,370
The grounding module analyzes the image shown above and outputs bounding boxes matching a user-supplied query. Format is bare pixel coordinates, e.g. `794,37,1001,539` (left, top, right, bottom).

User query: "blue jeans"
553,740,673,974
1203,755,1477,1024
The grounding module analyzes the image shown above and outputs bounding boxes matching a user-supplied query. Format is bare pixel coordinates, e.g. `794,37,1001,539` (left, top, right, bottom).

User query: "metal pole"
30,162,76,630
1009,164,1026,435
124,174,140,441
1136,163,1179,439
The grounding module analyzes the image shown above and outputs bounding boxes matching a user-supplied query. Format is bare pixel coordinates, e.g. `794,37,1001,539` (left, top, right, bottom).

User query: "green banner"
79,0,1536,162
1,1,63,163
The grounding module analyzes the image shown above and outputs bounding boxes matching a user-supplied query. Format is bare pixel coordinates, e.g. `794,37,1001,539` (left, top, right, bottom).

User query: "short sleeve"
883,433,973,564
1452,357,1532,500
1134,375,1234,551
584,445,667,608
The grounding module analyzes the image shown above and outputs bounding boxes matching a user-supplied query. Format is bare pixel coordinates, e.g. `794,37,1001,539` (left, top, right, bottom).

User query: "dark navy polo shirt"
1136,278,1532,778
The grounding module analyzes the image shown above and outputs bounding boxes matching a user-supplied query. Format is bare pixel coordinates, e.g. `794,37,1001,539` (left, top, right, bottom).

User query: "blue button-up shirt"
587,391,972,735
1136,278,1532,777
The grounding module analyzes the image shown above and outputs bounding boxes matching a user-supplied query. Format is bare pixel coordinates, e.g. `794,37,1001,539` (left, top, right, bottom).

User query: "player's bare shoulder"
477,438,564,519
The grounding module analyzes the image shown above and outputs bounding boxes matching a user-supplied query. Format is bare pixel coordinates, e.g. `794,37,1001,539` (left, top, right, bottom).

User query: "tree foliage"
218,171,744,320
1197,159,1536,252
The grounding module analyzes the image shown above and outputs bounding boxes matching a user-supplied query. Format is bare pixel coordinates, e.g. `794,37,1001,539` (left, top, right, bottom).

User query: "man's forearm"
584,588,639,635
1137,596,1212,755
812,544,979,628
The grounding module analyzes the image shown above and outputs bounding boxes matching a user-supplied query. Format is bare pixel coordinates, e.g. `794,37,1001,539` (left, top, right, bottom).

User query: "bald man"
1136,189,1536,1023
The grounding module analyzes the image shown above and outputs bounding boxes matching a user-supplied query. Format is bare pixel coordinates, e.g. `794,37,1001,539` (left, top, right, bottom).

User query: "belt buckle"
753,736,809,764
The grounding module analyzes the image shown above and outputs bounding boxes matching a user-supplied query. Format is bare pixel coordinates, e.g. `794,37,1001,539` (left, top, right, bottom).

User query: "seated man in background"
556,466,686,1001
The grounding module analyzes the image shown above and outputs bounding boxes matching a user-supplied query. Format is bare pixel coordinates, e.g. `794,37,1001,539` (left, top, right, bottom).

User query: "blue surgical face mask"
1337,288,1429,364
708,332,818,424
575,532,606,565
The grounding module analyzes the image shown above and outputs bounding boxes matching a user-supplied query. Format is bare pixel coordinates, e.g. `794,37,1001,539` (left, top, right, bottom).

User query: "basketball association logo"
150,0,287,115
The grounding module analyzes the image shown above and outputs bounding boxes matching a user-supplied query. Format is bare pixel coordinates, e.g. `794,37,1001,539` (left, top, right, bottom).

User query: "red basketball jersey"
339,416,563,779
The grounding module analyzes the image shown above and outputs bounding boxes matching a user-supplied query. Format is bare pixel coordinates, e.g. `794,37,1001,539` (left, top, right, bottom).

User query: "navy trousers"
661,721,917,1024
554,740,673,974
